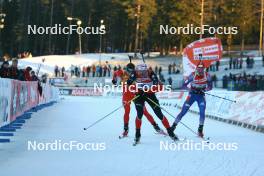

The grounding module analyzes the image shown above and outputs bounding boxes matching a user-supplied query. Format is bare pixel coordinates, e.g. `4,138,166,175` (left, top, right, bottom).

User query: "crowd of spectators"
167,63,180,75
0,59,44,95
222,73,264,91
229,56,255,70
0,59,33,81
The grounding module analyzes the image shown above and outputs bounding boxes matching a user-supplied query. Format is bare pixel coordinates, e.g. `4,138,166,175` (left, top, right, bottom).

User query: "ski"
132,138,140,146
202,137,210,143
155,130,168,136
132,141,139,146
118,135,128,139
172,136,187,142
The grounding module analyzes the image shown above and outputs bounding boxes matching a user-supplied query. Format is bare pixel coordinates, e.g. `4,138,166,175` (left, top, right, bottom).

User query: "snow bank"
159,90,264,132
17,52,160,75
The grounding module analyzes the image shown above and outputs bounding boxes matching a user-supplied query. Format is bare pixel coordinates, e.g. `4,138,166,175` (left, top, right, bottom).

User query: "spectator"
61,67,65,77
103,65,107,77
172,62,176,74
223,72,264,91
211,74,217,87
216,61,220,71
159,74,165,83
70,65,74,76
99,65,103,77
82,66,86,77
168,64,172,74
74,66,78,77
107,64,111,77
155,66,158,74
222,75,228,88
246,56,250,68
9,59,19,80
92,65,96,77
239,58,243,69
86,66,91,77
0,61,9,78
158,66,162,76
229,57,233,69
232,58,236,69
96,65,100,77
54,65,59,77
31,71,43,96
250,57,254,68
24,66,32,81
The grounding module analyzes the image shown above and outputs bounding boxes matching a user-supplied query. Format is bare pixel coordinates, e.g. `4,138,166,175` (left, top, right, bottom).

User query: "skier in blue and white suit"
171,63,212,138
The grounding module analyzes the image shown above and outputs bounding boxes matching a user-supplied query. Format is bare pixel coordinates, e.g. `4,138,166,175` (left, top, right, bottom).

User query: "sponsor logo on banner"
0,78,58,127
71,88,103,96
59,88,72,95
183,37,223,76
156,91,184,99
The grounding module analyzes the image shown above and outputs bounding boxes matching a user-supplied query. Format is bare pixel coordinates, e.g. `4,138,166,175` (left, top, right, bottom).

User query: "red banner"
183,37,223,68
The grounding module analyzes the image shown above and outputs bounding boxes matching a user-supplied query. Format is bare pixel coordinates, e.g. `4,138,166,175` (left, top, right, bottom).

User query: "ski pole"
146,97,199,137
204,92,236,103
83,95,140,131
172,90,236,103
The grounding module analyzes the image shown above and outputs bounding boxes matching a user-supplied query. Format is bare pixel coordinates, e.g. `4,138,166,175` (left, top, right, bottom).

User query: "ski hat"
126,63,135,73
136,63,147,71
196,62,205,74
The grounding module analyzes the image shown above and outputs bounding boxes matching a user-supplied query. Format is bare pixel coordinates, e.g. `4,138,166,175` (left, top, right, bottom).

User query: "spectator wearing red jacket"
24,66,32,81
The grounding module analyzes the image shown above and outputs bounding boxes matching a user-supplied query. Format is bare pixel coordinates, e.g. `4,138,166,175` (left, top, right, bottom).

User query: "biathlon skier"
112,62,165,138
127,62,178,145
171,62,212,138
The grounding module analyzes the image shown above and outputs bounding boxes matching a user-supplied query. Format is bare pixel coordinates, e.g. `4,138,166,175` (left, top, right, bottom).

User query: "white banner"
0,79,11,127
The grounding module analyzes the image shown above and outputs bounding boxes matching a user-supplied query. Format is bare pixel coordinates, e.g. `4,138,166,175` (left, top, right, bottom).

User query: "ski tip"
132,142,139,146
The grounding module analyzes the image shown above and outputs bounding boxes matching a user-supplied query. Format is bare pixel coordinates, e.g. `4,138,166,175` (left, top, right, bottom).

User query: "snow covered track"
0,96,264,176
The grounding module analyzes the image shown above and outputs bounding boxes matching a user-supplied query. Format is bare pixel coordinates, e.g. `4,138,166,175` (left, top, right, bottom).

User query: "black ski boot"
134,129,141,144
119,124,129,139
198,125,204,138
153,123,161,132
167,127,179,141
122,124,129,137
153,123,167,135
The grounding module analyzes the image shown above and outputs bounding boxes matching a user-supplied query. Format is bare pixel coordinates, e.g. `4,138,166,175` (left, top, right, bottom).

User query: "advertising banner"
183,37,223,76
0,79,12,127
0,78,59,127
10,80,39,122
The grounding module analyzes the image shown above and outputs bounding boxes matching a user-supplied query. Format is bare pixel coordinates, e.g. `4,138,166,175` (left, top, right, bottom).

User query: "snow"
17,53,161,76
0,96,264,176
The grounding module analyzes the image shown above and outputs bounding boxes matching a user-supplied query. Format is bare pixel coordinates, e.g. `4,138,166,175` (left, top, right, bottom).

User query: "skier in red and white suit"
112,63,163,137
